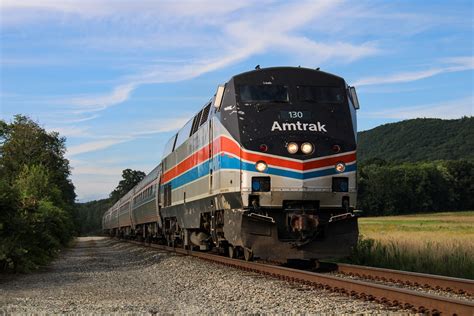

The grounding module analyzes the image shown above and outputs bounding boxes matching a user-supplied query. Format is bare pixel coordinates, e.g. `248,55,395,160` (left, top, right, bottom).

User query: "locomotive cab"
217,67,359,261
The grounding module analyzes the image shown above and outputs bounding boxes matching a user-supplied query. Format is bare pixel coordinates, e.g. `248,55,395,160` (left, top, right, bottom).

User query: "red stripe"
304,153,356,170
220,136,356,170
240,150,356,171
161,135,356,183
162,144,210,183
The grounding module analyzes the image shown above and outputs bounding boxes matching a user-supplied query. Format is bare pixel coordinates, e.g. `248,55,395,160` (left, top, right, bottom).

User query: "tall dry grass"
345,212,474,279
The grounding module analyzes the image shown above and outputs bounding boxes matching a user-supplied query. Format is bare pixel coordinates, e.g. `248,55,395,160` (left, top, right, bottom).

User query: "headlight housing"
287,142,298,154
255,161,268,172
335,162,346,173
301,142,314,154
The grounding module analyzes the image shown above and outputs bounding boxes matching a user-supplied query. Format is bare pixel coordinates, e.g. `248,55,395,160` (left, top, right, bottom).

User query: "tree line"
0,116,76,272
357,159,473,215
75,169,145,236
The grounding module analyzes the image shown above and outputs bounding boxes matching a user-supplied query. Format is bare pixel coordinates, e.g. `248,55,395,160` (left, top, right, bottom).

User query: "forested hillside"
358,117,474,162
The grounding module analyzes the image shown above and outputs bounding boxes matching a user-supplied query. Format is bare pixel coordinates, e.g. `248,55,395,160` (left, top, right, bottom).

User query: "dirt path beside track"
0,237,399,314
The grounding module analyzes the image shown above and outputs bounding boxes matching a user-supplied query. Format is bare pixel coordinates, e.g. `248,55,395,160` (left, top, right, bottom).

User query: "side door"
208,118,214,194
155,171,163,229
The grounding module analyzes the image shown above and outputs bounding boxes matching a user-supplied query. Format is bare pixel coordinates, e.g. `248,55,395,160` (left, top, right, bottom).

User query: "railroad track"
120,239,474,315
335,263,474,297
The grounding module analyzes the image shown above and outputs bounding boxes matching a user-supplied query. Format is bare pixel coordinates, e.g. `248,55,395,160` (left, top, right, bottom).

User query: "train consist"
103,66,361,263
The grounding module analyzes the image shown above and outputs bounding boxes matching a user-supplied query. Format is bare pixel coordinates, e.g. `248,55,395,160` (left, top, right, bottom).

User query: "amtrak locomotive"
103,66,361,263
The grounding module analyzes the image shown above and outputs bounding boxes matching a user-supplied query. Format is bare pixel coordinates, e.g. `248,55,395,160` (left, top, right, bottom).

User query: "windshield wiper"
255,103,269,112
267,100,288,103
255,100,288,112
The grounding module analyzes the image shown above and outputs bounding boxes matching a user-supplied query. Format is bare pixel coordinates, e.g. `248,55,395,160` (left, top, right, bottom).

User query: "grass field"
345,211,474,279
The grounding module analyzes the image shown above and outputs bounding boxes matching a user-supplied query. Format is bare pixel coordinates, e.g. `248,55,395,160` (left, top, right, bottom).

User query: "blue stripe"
170,160,210,189
169,155,356,190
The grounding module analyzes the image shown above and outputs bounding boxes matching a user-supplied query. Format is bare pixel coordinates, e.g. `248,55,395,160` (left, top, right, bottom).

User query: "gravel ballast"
0,237,404,314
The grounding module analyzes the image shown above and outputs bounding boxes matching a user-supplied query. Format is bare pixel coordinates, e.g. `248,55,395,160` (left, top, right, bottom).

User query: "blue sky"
1,0,473,201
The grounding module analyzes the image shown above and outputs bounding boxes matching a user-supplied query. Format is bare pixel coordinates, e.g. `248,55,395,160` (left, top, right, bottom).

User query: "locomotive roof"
231,66,345,82
134,164,160,193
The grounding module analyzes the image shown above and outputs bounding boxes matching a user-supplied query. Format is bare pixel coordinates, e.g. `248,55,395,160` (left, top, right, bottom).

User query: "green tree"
75,198,112,235
357,160,473,215
109,169,145,203
0,115,75,204
442,160,474,209
0,116,76,272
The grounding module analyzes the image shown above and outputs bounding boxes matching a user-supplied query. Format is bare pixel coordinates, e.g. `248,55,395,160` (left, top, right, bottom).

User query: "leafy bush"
0,116,76,272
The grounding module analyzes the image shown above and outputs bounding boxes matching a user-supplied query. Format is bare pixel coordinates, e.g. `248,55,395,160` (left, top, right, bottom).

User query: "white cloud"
0,57,70,67
276,36,379,63
73,165,125,176
67,138,131,156
72,173,119,201
71,159,157,201
64,116,189,157
55,0,378,114
363,96,473,120
0,0,254,26
442,56,474,68
49,126,90,138
131,116,190,136
0,0,243,16
69,83,136,113
354,56,474,86
61,114,100,124
2,1,382,116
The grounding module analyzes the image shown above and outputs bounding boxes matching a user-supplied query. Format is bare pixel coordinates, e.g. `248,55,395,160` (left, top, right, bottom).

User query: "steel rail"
122,239,474,315
336,263,474,296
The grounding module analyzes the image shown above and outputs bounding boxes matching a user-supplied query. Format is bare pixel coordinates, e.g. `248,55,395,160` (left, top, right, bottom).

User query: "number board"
279,110,312,120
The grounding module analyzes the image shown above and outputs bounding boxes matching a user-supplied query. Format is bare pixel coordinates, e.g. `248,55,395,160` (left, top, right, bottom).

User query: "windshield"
297,86,344,103
239,85,289,102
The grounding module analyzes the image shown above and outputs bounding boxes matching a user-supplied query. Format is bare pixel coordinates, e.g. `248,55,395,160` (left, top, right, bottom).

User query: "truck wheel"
244,247,253,261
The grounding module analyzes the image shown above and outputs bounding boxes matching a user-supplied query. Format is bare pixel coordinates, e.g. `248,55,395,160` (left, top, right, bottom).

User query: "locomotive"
103,66,361,263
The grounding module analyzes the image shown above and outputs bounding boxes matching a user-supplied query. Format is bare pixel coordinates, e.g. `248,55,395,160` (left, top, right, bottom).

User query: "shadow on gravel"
0,237,169,291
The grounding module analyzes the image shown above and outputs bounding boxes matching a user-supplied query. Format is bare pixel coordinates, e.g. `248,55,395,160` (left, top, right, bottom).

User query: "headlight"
287,142,298,154
335,162,346,173
255,161,268,172
301,142,314,154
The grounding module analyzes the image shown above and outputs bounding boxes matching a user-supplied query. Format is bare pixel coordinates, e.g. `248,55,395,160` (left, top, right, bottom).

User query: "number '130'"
289,111,303,118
